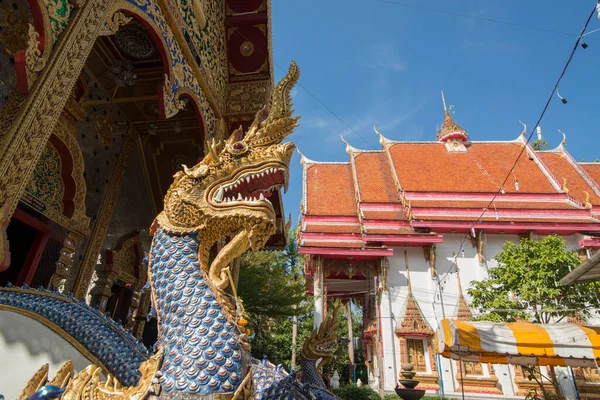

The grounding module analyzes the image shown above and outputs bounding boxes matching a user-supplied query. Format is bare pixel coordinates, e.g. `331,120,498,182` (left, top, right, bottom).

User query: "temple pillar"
89,264,114,311
126,289,142,330
0,0,117,270
133,290,152,339
313,256,324,328
347,300,355,383
72,129,135,299
49,231,83,291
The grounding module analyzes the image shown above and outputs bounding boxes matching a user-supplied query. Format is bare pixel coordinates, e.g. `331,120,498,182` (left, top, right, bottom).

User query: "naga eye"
229,141,248,155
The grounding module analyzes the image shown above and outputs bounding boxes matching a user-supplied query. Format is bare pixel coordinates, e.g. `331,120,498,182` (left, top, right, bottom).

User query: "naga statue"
5,62,343,400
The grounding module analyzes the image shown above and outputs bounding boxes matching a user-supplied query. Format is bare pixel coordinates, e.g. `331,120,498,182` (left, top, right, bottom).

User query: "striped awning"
435,319,600,367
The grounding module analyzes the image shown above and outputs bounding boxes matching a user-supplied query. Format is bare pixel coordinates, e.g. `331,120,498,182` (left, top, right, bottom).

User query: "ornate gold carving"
301,302,340,369
99,11,133,36
0,7,30,55
48,360,74,388
46,1,74,43
406,339,427,372
25,140,64,212
562,177,569,194
437,107,468,141
50,233,82,290
18,363,49,400
61,349,162,400
112,0,217,132
22,114,90,235
231,367,254,400
396,250,434,336
226,80,269,115
0,0,116,268
147,62,298,337
585,191,593,210
26,23,47,89
73,129,135,300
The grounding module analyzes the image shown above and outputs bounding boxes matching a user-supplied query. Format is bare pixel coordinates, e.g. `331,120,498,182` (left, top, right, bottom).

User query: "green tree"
468,235,599,323
530,139,549,151
237,230,309,367
467,235,600,398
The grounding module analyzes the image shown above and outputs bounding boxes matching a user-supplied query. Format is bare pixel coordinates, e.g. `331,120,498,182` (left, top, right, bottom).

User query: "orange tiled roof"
537,151,600,205
353,152,398,203
301,240,365,248
409,199,582,210
305,163,356,216
579,163,600,194
363,227,417,235
303,224,361,234
387,142,558,193
361,210,406,220
413,215,599,223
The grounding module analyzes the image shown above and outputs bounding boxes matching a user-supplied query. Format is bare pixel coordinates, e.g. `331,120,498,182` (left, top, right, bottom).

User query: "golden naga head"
160,62,300,248
302,302,341,368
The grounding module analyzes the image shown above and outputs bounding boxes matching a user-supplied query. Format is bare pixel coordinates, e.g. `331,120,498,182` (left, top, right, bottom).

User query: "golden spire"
396,250,434,336
454,254,472,321
405,249,413,297
437,91,468,141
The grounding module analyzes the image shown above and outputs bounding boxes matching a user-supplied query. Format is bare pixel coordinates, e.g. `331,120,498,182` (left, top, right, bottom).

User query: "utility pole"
347,300,355,384
436,268,455,396
291,307,298,369
375,275,385,398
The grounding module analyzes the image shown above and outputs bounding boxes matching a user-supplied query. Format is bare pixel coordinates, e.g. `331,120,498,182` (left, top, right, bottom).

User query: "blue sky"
271,1,600,226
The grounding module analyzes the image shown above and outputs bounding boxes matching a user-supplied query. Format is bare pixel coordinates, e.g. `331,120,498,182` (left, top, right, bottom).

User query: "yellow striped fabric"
435,319,600,367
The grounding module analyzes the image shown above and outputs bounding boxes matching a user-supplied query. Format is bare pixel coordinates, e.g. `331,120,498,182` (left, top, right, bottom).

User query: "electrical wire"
434,1,599,284
374,0,599,40
226,20,376,147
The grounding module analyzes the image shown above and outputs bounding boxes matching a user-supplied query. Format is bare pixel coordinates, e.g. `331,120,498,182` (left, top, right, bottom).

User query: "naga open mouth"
211,164,288,207
316,341,336,352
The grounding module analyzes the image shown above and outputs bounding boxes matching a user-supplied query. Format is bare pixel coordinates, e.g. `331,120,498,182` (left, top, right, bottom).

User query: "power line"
374,0,599,40
434,1,600,285
229,22,376,147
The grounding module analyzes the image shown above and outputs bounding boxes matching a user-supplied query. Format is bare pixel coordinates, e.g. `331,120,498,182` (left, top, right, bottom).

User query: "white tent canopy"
435,319,600,368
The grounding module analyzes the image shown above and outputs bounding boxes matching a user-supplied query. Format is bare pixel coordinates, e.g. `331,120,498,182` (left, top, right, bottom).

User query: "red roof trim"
298,247,393,258
580,238,600,248
412,220,600,233
301,232,363,241
364,234,444,245
413,207,591,218
404,192,570,202
303,215,359,223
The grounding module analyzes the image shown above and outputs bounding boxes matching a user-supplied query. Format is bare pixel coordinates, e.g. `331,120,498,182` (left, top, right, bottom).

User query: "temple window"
406,338,427,372
462,361,484,376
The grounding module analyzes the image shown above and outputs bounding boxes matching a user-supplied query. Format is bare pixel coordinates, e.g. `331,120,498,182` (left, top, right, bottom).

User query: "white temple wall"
0,310,94,399
378,232,587,395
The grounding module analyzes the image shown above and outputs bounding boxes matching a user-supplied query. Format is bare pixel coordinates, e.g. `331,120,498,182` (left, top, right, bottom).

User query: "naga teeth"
237,193,242,201
214,188,224,202
259,193,265,200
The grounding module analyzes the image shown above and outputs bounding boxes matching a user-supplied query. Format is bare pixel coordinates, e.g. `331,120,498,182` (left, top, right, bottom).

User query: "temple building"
0,0,288,394
299,102,600,397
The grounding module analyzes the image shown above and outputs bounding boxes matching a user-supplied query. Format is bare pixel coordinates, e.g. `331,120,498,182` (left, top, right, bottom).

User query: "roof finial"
558,129,567,147
518,121,527,141
373,123,388,146
340,133,353,155
404,249,413,297
441,91,448,115
437,93,468,142
296,147,308,165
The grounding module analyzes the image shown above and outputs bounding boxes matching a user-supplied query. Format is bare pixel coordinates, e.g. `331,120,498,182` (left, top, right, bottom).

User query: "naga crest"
302,302,341,368
156,62,300,291
158,61,299,244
